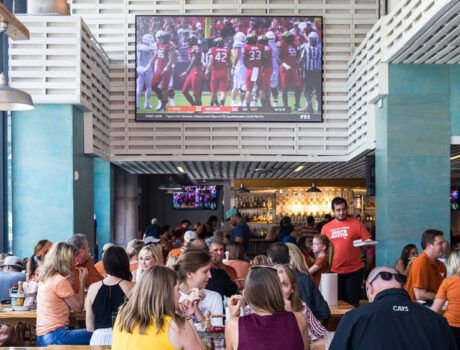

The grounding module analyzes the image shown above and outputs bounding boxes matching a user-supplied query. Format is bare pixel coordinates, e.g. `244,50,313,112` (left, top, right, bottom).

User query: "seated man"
67,233,102,293
406,229,446,302
205,236,238,298
0,256,26,302
330,266,456,350
267,242,330,321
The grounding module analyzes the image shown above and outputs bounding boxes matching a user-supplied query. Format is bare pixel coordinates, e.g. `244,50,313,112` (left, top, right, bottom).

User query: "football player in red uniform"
149,30,176,111
180,36,204,106
257,35,273,108
278,31,302,111
243,32,264,107
206,37,231,106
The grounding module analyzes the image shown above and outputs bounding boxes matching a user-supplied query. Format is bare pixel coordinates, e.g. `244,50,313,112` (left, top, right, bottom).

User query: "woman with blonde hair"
286,243,311,276
251,254,270,266
226,266,309,350
134,244,164,282
126,239,144,272
27,239,53,282
36,242,91,346
432,250,460,348
112,265,204,350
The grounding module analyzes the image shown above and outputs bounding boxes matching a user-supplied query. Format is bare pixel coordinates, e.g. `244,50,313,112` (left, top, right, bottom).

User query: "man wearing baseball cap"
167,230,198,259
0,256,26,302
226,208,250,253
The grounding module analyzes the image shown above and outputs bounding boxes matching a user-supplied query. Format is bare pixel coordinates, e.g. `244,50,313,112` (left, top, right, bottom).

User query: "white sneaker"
273,101,278,107
144,104,152,109
156,101,162,110
169,98,176,106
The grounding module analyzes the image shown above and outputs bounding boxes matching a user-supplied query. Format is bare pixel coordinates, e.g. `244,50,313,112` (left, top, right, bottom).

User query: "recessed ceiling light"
177,166,185,173
294,165,304,172
451,155,460,160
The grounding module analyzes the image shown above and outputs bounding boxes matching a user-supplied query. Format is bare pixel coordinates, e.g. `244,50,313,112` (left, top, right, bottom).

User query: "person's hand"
180,71,187,78
227,295,244,318
284,298,292,312
177,299,198,319
209,251,220,265
77,267,88,283
188,288,206,304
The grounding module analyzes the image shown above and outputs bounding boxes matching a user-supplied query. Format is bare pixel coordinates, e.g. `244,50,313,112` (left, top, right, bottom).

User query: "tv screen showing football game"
172,186,218,210
135,16,323,122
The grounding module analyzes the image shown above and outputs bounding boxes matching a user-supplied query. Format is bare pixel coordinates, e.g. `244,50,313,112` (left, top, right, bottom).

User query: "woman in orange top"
308,234,333,287
225,242,250,288
432,250,460,349
36,242,90,346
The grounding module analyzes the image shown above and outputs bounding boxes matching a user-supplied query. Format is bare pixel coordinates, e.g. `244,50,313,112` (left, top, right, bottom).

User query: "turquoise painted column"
376,65,452,266
94,158,112,259
12,104,95,258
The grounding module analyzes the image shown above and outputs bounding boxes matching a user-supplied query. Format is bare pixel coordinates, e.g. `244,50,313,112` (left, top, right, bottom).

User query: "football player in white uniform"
231,31,247,107
136,33,155,109
265,31,280,107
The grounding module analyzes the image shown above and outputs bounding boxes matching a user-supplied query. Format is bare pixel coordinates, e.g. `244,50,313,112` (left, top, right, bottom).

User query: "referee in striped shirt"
300,32,322,113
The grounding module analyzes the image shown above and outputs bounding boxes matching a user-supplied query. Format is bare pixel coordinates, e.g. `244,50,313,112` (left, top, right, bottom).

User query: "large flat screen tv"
173,185,218,210
135,16,323,122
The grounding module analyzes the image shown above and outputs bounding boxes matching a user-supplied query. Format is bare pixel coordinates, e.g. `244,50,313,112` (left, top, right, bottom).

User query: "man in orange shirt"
67,234,103,293
167,230,197,259
406,229,446,302
321,197,371,306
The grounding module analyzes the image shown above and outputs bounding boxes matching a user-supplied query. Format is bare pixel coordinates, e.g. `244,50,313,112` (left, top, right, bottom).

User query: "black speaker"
365,155,375,196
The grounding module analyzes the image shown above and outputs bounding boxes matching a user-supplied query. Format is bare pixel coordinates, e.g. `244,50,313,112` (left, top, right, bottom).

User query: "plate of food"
353,239,378,247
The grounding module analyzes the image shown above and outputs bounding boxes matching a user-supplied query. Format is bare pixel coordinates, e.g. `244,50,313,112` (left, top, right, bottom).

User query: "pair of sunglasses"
369,271,407,285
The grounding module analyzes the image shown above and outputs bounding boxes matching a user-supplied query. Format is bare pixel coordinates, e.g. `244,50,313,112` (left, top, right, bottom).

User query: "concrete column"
114,166,138,248
375,65,453,266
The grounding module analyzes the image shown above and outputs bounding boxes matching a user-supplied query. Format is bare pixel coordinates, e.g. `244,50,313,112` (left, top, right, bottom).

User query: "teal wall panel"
12,104,74,258
94,158,112,259
376,65,451,266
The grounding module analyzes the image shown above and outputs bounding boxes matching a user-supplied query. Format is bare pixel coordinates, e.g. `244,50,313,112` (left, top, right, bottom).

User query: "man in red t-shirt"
321,197,371,305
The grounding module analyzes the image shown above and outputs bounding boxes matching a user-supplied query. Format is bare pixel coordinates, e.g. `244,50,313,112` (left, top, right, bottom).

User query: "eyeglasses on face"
369,271,407,285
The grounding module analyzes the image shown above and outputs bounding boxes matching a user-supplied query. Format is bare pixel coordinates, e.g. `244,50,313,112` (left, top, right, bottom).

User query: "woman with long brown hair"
225,266,309,350
112,265,204,350
26,239,53,282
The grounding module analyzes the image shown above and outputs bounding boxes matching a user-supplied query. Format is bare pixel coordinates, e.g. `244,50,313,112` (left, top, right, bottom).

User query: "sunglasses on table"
369,271,407,285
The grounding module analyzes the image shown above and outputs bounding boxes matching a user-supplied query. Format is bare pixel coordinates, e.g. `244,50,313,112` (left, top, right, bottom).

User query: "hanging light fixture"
0,73,34,111
237,182,250,193
306,182,321,193
0,4,34,111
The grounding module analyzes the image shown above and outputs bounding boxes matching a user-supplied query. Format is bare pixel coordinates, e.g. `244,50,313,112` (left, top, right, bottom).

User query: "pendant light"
306,182,321,193
0,73,34,111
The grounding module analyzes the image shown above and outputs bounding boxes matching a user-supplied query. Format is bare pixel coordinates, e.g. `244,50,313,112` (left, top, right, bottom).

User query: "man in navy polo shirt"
226,208,250,253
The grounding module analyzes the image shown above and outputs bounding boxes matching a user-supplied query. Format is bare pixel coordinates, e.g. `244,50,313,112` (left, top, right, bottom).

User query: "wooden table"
328,300,354,331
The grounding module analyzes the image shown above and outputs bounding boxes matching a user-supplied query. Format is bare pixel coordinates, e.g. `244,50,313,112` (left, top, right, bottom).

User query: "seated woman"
112,265,204,350
175,249,223,328
126,239,145,273
86,246,134,345
134,244,164,282
225,243,250,288
26,239,53,282
286,243,312,276
276,265,327,342
36,242,91,346
395,243,418,276
225,266,309,350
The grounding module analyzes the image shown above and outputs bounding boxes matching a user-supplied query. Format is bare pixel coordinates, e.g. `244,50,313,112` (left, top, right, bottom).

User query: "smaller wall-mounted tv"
173,185,218,210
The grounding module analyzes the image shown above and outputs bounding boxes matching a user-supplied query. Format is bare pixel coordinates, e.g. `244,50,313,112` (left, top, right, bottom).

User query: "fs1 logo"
300,114,311,120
